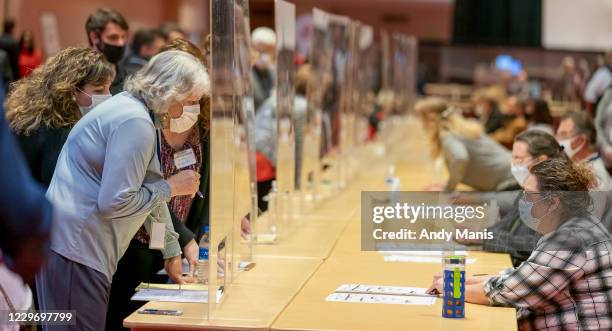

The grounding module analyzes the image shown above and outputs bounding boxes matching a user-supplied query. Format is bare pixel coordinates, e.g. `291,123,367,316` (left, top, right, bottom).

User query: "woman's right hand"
167,170,200,197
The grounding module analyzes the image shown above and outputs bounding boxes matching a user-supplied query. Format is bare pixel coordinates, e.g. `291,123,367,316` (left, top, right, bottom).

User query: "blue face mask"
518,194,551,232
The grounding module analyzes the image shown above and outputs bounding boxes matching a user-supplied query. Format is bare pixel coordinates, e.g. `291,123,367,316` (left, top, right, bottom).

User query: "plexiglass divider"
273,0,297,238
352,23,376,168
233,0,257,263
300,8,330,205
326,13,351,191
208,0,257,318
205,0,419,322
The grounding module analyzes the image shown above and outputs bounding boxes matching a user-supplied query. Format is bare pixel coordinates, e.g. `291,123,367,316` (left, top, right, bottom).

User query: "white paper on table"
326,292,435,305
377,250,468,256
335,284,430,296
383,255,476,264
131,288,223,303
157,259,254,275
255,233,277,243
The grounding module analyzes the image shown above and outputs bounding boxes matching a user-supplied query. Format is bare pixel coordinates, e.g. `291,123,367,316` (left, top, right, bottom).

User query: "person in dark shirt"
85,8,129,94
121,28,164,77
0,18,19,82
5,47,115,187
0,102,53,284
456,130,567,266
474,96,505,134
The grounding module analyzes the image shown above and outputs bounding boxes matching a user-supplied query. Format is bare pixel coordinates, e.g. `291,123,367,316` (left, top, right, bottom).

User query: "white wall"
543,0,612,51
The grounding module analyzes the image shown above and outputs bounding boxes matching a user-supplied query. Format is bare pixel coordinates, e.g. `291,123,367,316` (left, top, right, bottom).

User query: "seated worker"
556,111,612,191
556,111,612,228
456,130,565,266
472,92,505,134
428,157,612,331
525,98,554,135
490,96,527,149
417,98,517,192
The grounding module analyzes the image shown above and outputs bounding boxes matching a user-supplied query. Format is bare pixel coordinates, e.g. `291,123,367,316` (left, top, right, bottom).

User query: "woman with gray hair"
36,50,209,330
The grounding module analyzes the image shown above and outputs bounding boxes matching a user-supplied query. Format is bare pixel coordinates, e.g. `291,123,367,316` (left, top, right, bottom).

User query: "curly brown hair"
5,47,115,135
160,38,210,134
530,157,596,218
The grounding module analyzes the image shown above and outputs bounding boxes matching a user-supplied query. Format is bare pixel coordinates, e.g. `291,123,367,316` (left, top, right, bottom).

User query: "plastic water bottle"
442,255,465,318
268,181,278,232
385,165,400,204
385,165,400,191
196,225,210,284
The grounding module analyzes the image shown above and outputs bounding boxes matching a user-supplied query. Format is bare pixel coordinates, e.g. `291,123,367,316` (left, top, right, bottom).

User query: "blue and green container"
442,255,465,318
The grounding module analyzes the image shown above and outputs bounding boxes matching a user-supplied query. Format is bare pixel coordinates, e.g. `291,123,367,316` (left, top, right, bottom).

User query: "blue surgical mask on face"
518,194,551,232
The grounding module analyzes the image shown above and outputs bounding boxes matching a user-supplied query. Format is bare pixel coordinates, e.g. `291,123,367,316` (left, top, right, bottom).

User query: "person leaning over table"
106,38,212,331
6,47,115,188
456,130,566,266
417,97,517,192
428,157,612,331
36,50,208,330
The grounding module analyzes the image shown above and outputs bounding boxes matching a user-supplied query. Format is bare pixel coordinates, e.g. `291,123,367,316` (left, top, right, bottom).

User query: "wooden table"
125,118,517,330
271,255,517,331
124,257,322,331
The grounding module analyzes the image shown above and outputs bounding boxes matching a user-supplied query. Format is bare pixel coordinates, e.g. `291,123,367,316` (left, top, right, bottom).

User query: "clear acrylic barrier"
326,13,351,190
274,0,296,238
299,8,331,205
208,0,257,319
352,23,377,168
250,0,296,245
233,0,257,263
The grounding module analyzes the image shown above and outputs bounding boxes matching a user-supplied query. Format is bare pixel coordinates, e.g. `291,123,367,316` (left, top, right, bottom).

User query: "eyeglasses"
521,191,549,203
511,156,534,165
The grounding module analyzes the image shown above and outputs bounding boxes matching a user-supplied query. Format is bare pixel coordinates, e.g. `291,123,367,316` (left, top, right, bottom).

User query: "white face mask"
170,104,200,133
510,163,530,186
78,88,112,115
255,53,272,70
558,137,580,159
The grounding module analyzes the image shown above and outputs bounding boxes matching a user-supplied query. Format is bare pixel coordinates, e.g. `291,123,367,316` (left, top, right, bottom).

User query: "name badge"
149,222,166,250
174,148,197,169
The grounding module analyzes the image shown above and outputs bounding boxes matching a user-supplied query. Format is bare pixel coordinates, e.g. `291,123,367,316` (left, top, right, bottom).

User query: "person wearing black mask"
85,8,129,95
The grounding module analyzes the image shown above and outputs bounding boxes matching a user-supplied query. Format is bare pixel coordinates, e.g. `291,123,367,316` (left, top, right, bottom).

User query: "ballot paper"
326,284,437,306
326,293,435,306
377,250,468,256
335,284,430,296
383,255,476,264
131,283,223,303
377,250,474,264
157,259,255,275
254,233,278,243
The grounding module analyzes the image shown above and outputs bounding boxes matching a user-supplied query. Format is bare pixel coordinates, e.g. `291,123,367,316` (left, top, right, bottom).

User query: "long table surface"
125,118,518,330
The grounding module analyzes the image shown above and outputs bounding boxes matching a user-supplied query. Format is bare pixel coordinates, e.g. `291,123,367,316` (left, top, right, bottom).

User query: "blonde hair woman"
5,47,115,187
417,97,516,192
